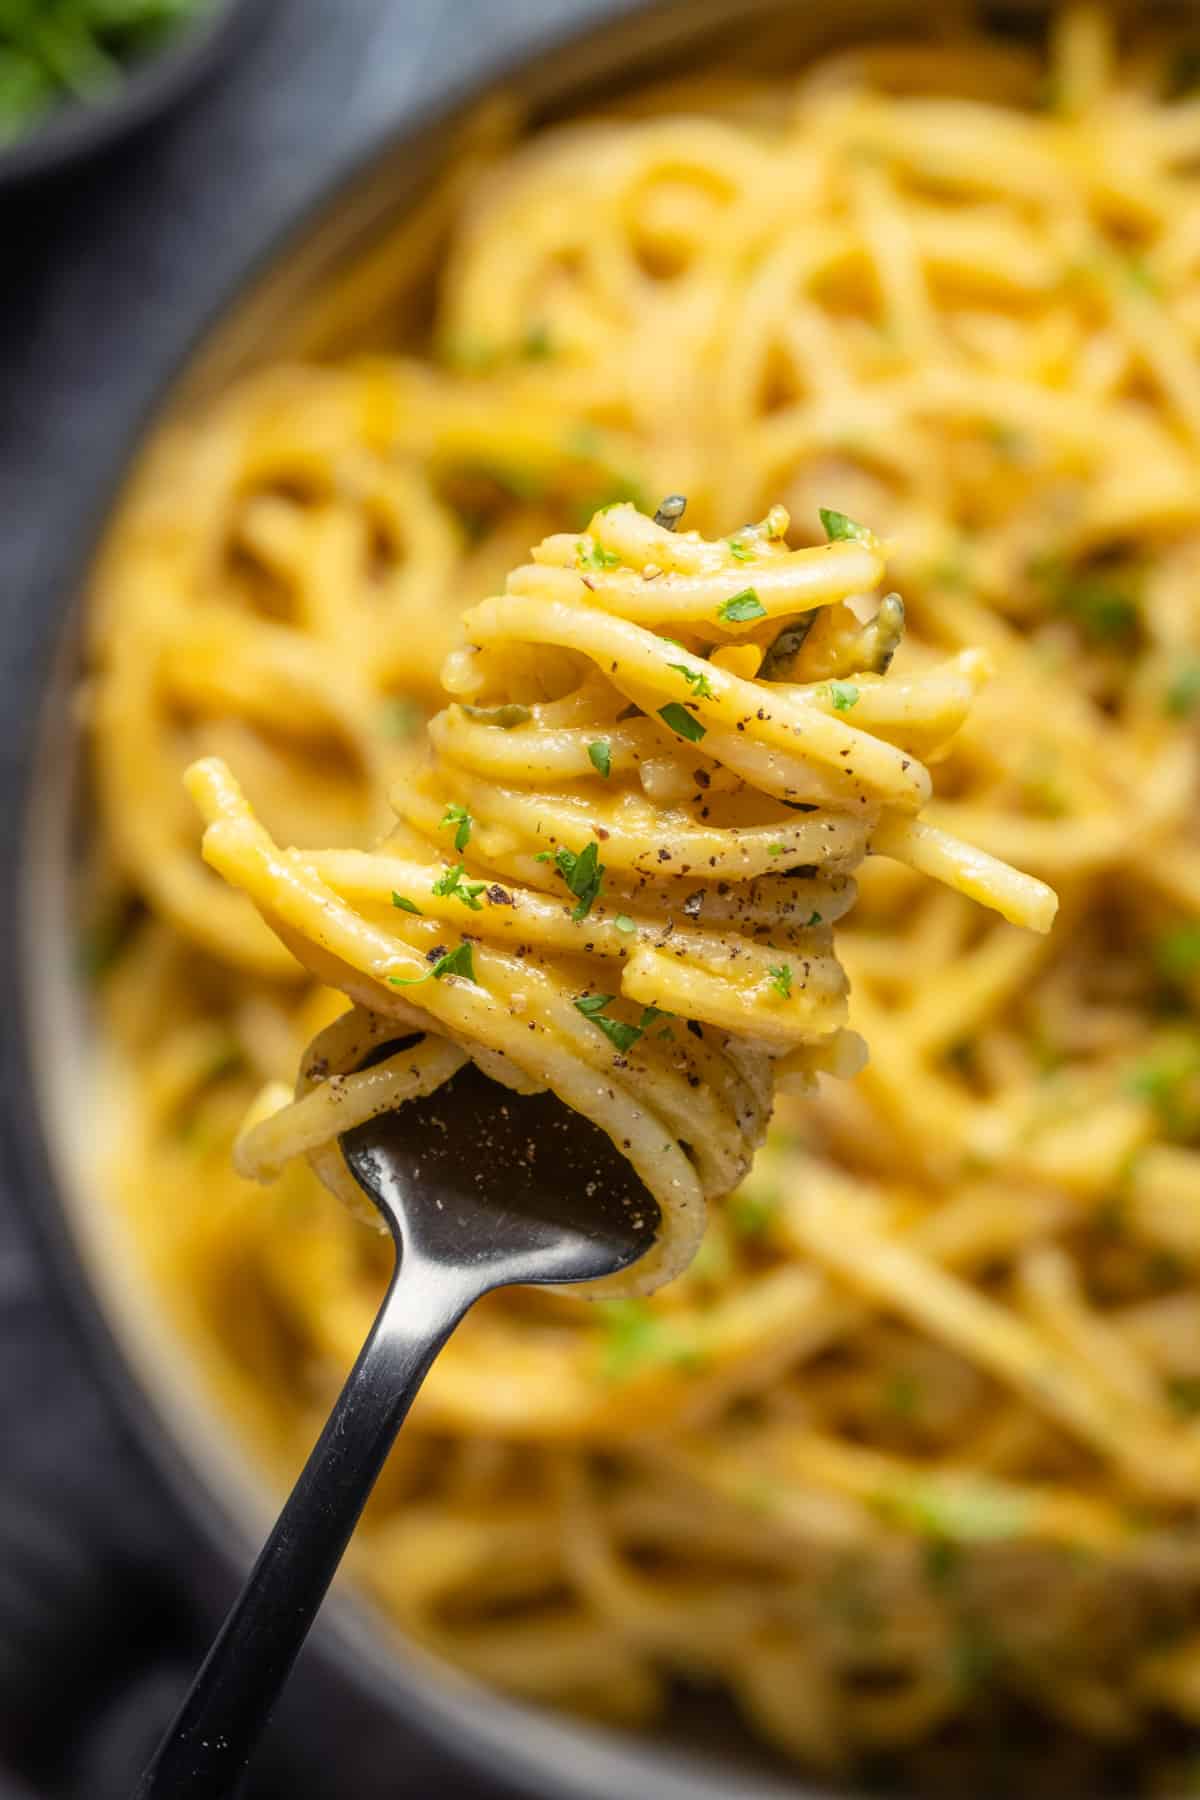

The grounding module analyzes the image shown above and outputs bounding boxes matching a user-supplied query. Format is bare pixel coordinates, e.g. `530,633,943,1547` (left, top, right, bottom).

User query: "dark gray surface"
0,2,616,1794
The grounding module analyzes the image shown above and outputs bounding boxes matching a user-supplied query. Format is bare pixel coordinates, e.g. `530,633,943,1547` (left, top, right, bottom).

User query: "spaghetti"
190,503,1051,1295
85,4,1200,1782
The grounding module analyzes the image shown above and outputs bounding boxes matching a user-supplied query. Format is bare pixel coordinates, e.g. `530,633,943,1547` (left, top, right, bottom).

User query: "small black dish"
0,0,265,189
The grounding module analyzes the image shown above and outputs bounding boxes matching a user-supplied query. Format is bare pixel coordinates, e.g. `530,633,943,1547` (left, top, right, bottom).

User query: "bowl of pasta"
11,0,1200,1795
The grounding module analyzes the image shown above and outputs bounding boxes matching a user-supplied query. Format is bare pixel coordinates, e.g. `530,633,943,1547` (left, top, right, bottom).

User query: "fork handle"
135,1251,473,1800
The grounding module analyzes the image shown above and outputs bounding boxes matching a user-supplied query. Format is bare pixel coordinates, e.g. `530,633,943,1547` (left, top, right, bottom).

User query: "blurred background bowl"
0,0,265,188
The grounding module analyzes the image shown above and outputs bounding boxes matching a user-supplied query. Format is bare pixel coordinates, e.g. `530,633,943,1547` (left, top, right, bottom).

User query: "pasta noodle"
189,503,1051,1296
83,4,1200,1784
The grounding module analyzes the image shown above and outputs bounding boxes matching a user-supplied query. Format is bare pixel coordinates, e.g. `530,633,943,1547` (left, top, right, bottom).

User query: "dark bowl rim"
1,3,811,1799
0,0,266,189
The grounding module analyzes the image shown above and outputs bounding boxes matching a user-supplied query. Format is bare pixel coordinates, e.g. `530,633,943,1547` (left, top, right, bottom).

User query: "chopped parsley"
587,739,612,779
1064,574,1138,641
576,538,622,571
567,422,603,460
614,914,636,935
806,910,823,926
440,802,473,852
1031,556,1139,643
391,893,422,915
727,536,754,562
520,321,554,360
441,334,497,373
875,1477,1030,1543
727,1184,778,1237
1125,1041,1200,1136
882,1371,922,1420
658,702,706,742
922,1538,962,1589
1123,254,1160,297
203,1041,245,1084
819,507,871,544
379,696,423,739
667,661,715,699
431,863,487,911
716,588,767,624
950,1624,1003,1695
545,841,606,921
984,420,1028,460
574,993,667,1054
1167,1375,1200,1417
767,963,793,999
1155,925,1200,984
929,548,972,592
768,843,785,856
1021,749,1069,819
594,1300,704,1381
1165,660,1200,718
77,900,135,983
390,941,476,987
452,459,545,502
827,681,860,711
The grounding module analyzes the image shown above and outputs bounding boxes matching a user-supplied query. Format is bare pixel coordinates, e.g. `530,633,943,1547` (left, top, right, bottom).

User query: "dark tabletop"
0,3,619,1794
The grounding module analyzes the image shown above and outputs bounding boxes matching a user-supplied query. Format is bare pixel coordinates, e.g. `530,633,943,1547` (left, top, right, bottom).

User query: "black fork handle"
135,1252,474,1800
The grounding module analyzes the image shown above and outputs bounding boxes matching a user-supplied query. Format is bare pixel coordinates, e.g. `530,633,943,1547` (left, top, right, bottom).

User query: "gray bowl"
0,0,263,188
0,0,1149,1795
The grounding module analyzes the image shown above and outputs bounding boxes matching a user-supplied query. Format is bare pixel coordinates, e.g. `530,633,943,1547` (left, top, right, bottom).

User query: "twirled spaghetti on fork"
189,501,1054,1293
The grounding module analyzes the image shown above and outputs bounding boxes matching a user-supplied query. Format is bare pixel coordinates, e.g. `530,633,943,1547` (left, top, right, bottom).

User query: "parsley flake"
981,420,1028,461
431,863,487,911
1124,1042,1200,1136
806,910,823,926
1168,1375,1200,1417
576,539,622,571
574,993,668,1055
379,696,423,739
521,322,554,360
768,963,794,999
827,681,860,711
1165,660,1200,718
574,994,642,1054
1031,557,1139,643
728,1185,778,1237
614,914,636,935
1155,925,1200,983
391,893,422,915
587,739,612,779
548,841,606,920
819,508,871,543
390,941,476,987
594,1300,703,1381
876,1478,1030,1544
716,588,767,624
77,900,134,983
440,802,473,852
1123,254,1160,297
667,661,715,699
727,537,754,562
658,702,706,742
